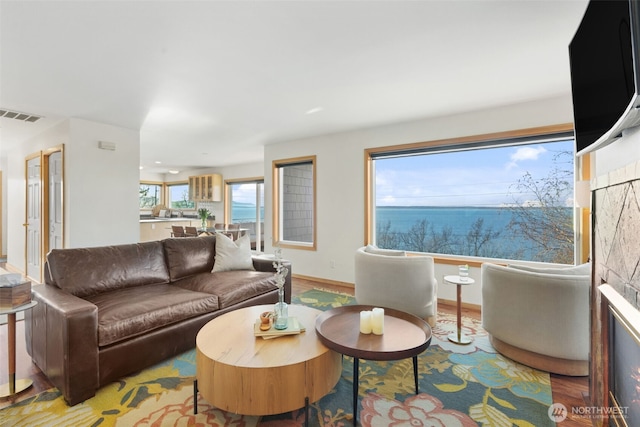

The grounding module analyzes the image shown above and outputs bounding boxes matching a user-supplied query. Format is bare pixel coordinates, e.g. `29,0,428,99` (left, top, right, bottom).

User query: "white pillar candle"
359,310,372,334
371,307,384,335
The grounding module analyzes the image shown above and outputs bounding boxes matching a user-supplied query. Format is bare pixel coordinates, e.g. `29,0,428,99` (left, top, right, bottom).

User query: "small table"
315,305,432,424
195,304,341,421
1,301,38,398
443,275,475,345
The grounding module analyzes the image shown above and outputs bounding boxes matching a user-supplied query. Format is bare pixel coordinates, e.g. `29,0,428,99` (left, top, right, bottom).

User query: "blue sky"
375,139,575,207
230,182,264,205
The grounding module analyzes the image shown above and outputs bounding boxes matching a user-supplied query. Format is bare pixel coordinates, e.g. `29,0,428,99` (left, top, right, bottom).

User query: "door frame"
43,145,65,256
25,151,43,283
24,145,64,283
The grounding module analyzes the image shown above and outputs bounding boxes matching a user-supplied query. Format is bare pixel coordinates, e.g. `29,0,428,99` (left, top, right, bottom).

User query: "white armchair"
481,262,590,376
354,246,438,326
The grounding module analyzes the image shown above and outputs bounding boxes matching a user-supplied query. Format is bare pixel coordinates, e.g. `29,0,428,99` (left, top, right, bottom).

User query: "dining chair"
226,223,240,239
171,225,186,238
185,226,199,237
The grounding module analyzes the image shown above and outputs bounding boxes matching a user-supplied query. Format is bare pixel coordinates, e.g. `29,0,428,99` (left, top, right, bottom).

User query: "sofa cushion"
212,233,255,272
46,241,170,298
173,271,277,309
85,284,219,347
163,235,217,281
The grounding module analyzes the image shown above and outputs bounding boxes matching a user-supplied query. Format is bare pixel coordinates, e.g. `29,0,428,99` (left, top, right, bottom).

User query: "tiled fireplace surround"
590,159,640,421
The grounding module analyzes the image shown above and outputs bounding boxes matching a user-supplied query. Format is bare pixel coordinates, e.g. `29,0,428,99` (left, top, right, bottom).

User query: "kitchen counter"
140,218,212,242
139,217,200,223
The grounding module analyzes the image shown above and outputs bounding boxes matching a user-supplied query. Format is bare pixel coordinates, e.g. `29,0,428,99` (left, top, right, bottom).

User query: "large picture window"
366,126,577,264
273,156,316,250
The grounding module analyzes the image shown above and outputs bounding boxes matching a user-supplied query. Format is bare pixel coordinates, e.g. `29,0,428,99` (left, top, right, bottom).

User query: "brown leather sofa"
25,235,291,405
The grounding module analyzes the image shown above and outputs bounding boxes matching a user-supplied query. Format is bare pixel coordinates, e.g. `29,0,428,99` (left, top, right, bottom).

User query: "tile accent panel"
590,159,640,416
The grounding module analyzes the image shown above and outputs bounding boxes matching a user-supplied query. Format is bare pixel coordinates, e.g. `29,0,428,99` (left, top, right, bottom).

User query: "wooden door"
26,155,42,282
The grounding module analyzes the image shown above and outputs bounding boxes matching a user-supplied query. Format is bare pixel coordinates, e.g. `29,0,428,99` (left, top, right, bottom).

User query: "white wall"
66,118,140,247
264,96,576,305
6,118,140,273
6,119,70,272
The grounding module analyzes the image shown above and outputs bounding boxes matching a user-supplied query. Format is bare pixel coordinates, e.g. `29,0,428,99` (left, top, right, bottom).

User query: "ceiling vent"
0,109,43,123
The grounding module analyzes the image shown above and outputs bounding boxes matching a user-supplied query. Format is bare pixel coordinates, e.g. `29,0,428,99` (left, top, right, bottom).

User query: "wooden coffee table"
315,305,432,424
195,304,341,421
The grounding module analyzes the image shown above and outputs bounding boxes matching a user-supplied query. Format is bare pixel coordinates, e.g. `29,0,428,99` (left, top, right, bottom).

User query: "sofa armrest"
26,283,99,405
252,257,293,304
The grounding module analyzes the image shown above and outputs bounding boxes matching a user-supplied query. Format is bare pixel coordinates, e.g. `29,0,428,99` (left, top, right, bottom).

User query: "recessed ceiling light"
305,107,324,115
168,170,179,174
139,166,144,170
155,161,162,164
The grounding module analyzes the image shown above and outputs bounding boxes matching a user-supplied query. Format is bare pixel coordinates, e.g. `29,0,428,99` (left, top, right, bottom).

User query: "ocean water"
230,203,573,261
231,203,264,223
376,206,514,236
375,206,573,261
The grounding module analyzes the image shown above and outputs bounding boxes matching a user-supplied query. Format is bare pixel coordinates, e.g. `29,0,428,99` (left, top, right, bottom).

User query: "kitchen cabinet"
189,174,222,202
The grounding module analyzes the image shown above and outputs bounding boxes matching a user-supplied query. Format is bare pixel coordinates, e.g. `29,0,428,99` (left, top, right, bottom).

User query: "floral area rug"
0,288,554,427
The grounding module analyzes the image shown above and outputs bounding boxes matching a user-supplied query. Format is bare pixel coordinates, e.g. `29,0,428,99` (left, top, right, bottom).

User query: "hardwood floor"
1,276,591,426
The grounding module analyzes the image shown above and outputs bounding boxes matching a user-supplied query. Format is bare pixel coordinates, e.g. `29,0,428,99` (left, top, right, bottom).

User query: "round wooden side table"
315,305,432,423
443,275,475,345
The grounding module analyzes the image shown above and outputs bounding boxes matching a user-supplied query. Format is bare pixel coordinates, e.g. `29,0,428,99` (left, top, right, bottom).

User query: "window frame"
166,181,195,210
139,181,164,209
272,155,317,251
224,177,265,251
364,123,590,266
224,177,265,224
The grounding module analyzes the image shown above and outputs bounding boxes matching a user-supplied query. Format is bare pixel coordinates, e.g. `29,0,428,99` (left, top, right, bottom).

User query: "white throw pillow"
212,233,255,272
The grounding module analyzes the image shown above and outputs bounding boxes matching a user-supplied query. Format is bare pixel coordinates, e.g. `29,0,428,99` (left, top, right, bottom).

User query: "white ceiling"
0,0,588,174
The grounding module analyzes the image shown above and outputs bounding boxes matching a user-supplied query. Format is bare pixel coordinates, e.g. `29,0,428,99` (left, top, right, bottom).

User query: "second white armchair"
481,262,590,376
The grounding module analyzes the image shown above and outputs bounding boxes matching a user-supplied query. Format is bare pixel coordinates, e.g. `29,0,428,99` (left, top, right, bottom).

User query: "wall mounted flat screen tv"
569,0,640,155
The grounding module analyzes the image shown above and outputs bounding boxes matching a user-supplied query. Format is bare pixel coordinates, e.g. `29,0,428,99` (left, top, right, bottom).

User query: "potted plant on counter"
198,208,211,231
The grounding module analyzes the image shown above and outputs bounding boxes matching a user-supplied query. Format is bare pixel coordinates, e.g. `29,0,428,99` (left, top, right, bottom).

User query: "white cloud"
507,146,547,169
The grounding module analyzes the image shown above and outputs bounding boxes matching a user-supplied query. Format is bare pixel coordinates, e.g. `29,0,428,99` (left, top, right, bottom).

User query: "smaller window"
139,183,162,208
168,183,195,209
273,156,316,250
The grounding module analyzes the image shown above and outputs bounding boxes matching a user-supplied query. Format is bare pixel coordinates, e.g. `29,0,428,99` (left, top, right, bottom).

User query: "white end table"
443,275,475,345
0,300,37,397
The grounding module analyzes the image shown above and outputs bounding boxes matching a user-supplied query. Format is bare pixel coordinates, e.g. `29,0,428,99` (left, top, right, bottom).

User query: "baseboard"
437,298,481,312
2,262,25,275
292,273,354,290
292,275,482,313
